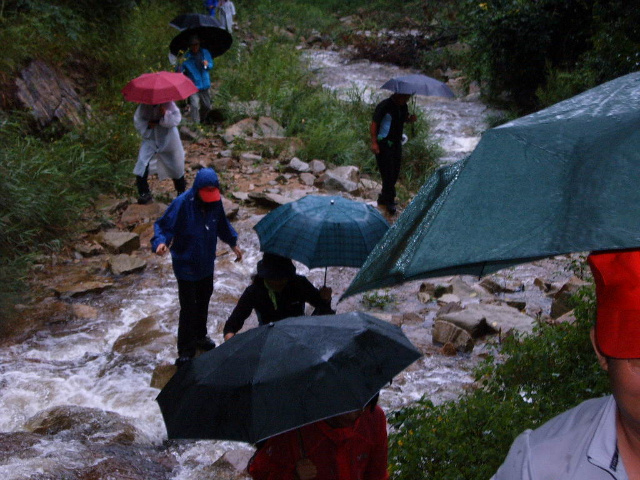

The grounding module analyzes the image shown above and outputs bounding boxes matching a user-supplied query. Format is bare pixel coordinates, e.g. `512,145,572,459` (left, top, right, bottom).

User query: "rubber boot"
173,176,186,195
136,175,152,204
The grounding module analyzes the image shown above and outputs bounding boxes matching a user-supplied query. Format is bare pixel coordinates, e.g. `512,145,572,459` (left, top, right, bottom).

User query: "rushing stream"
0,50,557,479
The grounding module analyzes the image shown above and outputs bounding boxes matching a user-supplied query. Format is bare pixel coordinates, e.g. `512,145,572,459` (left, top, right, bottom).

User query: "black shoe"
137,192,153,205
196,336,216,351
175,356,193,368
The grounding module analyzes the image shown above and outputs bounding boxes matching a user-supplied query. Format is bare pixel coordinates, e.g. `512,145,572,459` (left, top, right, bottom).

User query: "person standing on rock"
176,35,213,124
492,249,640,480
152,167,243,367
133,101,186,205
370,93,417,215
222,253,334,341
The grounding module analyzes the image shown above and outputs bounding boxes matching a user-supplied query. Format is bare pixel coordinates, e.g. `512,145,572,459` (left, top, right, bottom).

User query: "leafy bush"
389,285,608,479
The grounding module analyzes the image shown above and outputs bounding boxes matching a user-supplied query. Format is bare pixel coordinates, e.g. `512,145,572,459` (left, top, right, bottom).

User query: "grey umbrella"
381,74,455,98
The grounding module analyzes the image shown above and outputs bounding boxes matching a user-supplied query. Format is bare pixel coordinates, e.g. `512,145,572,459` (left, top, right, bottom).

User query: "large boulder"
15,60,91,128
437,302,536,337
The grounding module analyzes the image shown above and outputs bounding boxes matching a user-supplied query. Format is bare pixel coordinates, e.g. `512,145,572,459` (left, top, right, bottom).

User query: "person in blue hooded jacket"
177,35,213,124
152,168,243,366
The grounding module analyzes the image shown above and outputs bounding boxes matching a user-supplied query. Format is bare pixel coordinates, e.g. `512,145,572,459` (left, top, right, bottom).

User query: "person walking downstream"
177,35,213,124
370,93,416,215
133,101,185,204
152,168,243,367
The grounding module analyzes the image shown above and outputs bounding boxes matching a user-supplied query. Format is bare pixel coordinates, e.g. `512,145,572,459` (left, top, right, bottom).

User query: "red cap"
588,250,640,359
199,186,221,202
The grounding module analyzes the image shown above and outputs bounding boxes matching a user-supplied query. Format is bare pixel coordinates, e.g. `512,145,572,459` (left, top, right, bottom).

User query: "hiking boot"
196,336,216,351
175,355,193,368
137,192,153,205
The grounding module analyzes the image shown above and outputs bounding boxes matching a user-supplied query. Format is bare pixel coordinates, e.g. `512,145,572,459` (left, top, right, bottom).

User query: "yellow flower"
479,2,488,10
398,440,404,446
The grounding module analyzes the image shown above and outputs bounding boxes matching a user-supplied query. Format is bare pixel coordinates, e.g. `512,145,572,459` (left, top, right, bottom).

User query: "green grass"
388,285,609,479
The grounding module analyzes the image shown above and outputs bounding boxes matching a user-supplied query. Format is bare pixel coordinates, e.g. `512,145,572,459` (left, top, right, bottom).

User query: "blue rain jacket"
152,168,237,281
179,48,213,91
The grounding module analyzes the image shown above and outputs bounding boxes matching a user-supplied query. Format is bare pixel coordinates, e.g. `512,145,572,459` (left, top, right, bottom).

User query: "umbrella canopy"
381,74,455,98
343,71,640,298
156,312,421,443
121,71,198,104
169,13,222,30
169,25,232,57
254,195,390,269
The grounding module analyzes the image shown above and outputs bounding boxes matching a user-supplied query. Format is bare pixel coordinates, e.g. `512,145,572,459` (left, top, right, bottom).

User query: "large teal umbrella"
343,71,640,298
254,195,389,269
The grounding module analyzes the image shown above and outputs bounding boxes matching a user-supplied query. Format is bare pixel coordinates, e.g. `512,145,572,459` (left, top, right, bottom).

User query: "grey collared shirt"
492,395,627,480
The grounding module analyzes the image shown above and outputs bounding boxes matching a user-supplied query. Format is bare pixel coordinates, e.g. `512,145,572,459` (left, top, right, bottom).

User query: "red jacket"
248,406,389,480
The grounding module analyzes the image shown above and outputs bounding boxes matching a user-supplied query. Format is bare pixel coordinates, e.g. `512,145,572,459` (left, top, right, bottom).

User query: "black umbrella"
169,13,222,30
381,74,455,98
169,25,233,57
156,312,421,443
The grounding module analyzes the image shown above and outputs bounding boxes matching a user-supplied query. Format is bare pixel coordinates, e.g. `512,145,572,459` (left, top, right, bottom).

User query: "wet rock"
108,254,147,275
223,117,285,143
25,405,144,445
322,170,359,194
437,293,461,304
441,342,459,356
437,303,535,337
132,222,155,250
98,231,140,255
240,152,263,163
479,277,523,294
150,363,177,390
550,276,589,319
432,320,474,353
390,312,424,326
223,196,241,219
74,241,105,257
72,303,99,320
247,191,295,208
213,157,236,171
77,445,177,480
0,432,44,463
285,157,310,173
308,159,326,174
212,449,255,479
231,191,250,202
300,172,316,186
15,59,90,128
120,203,167,227
53,278,114,298
113,316,174,356
95,195,128,214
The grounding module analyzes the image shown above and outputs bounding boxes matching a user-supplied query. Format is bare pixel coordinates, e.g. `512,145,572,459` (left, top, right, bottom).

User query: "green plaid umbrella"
254,195,389,270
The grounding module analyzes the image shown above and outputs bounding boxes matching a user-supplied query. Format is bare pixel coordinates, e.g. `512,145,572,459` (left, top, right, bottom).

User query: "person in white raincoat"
217,0,236,33
133,101,186,204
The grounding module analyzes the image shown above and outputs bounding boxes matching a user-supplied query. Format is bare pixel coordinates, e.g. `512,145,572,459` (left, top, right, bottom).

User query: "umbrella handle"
323,267,327,287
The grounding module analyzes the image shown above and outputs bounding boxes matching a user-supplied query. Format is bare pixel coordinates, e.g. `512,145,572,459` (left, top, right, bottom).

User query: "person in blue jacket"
204,0,218,16
177,35,213,124
152,168,243,366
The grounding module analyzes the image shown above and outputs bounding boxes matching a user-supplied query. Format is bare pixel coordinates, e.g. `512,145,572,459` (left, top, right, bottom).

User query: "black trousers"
376,140,402,206
176,275,214,357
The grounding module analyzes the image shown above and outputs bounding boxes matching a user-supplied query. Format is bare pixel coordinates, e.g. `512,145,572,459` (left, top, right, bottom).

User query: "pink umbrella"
122,71,198,105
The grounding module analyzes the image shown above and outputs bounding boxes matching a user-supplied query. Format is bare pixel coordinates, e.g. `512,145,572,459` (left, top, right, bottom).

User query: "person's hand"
319,286,332,302
371,141,380,155
295,458,317,480
232,246,243,262
203,60,209,68
408,114,418,123
224,332,235,341
156,243,168,256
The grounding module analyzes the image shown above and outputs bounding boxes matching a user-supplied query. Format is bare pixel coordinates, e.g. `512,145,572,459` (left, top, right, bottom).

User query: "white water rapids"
0,50,559,479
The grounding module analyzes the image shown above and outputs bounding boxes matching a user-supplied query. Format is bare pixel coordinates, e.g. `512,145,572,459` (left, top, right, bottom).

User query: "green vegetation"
388,285,609,479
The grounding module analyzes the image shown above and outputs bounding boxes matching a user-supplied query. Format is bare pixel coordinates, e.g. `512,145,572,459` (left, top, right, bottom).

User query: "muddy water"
0,51,574,479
